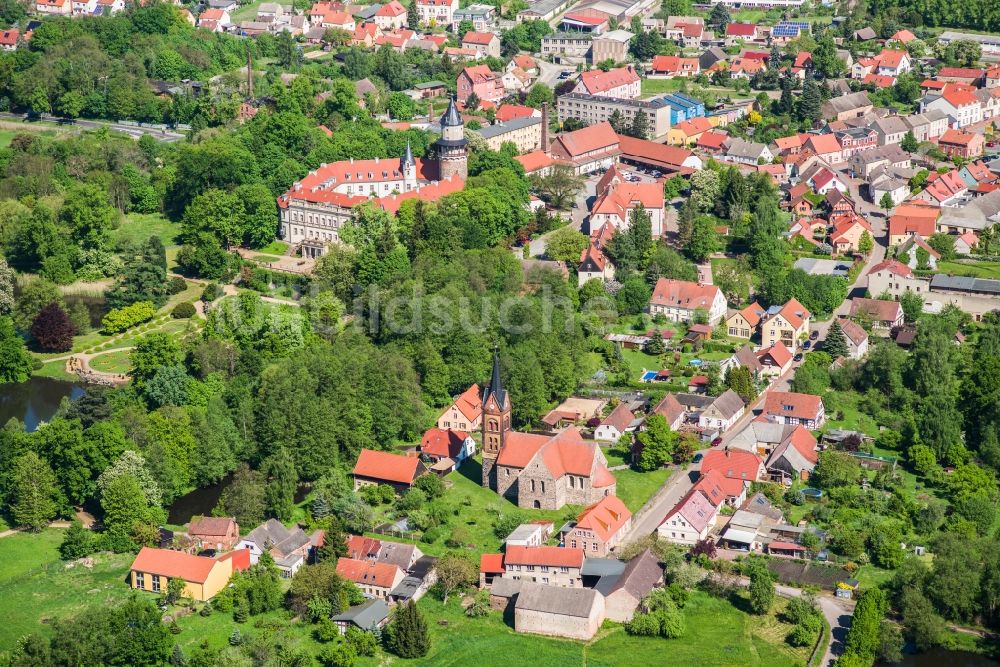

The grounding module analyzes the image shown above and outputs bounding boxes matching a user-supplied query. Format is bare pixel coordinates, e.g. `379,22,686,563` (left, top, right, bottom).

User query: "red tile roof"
937,67,983,80
346,535,382,560
757,341,792,368
375,0,405,16
662,487,716,533
0,29,18,46
806,134,841,155
462,31,496,45
875,49,907,70
553,121,619,158
942,86,978,108
495,104,536,122
736,301,766,327
353,449,422,485
420,428,468,459
653,393,685,425
131,547,222,584
573,495,631,542
515,149,556,173
725,22,756,37
867,258,913,278
697,130,728,150
939,129,979,147
673,117,713,137
890,29,916,43
771,298,811,330
577,66,639,95
188,517,237,537
504,545,584,568
617,135,695,170
480,553,505,573
450,383,482,421
701,449,763,484
763,391,823,422
692,469,727,507
336,557,402,588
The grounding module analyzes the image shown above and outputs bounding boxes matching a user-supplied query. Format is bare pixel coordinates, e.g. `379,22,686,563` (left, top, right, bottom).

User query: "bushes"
102,301,156,334
201,283,222,302
167,277,188,294
171,302,196,319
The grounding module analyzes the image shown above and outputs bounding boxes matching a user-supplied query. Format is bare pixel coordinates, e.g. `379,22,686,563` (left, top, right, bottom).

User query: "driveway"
535,60,574,90
775,583,855,667
621,461,701,542
810,233,887,343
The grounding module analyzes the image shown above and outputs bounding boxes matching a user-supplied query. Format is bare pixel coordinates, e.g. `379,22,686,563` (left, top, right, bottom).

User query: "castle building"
277,98,468,258
481,352,617,510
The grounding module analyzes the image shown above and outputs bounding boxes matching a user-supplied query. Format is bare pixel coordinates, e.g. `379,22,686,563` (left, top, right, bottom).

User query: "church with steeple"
277,97,468,258
481,350,617,511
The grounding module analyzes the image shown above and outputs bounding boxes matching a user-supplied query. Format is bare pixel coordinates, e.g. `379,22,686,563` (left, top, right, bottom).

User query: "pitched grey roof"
930,274,1000,296
822,91,872,116
331,599,389,629
244,518,310,557
442,96,463,127
475,116,542,140
377,541,419,570
490,577,523,598
606,548,663,600
708,389,745,420
725,137,769,161
514,581,601,618
581,557,627,578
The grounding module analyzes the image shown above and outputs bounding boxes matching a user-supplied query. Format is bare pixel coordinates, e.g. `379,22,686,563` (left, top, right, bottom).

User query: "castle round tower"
435,97,468,181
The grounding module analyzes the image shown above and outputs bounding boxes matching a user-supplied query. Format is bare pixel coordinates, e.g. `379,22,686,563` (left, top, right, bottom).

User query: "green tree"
61,183,116,250
798,78,822,122
858,230,874,256
545,226,588,263
879,192,895,214
725,365,757,402
530,164,584,210
263,447,298,521
0,257,15,316
215,464,267,528
59,521,95,560
0,316,33,383
843,588,889,663
634,414,677,471
748,561,774,614
434,552,477,603
101,473,164,545
525,83,554,108
9,452,60,531
407,0,419,28
13,278,62,332
387,600,430,658
685,216,721,262
812,450,861,489
824,319,849,359
901,130,918,152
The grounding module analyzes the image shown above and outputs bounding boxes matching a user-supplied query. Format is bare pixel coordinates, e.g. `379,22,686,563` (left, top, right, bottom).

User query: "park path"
0,520,71,539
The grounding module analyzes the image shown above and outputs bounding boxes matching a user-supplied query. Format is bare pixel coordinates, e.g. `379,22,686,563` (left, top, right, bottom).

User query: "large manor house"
477,354,617,510
277,98,469,258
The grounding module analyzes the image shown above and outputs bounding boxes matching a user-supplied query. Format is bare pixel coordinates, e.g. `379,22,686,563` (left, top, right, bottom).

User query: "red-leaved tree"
31,302,75,352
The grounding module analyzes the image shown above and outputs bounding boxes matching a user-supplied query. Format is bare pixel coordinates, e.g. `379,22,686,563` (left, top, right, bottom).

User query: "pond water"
167,478,313,526
882,649,1000,667
64,294,109,328
0,377,85,432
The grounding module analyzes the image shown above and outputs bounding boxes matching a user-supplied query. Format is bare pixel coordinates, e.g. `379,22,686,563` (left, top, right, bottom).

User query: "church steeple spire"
481,346,511,489
483,347,507,410
402,140,414,170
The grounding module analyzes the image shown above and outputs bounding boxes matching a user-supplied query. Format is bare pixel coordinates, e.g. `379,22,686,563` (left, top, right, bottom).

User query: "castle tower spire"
435,96,468,181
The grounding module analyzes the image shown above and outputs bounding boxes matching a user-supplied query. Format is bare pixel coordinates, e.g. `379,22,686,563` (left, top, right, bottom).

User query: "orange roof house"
353,449,425,491
762,391,825,428
130,547,250,601
563,495,631,556
699,449,764,503
437,383,483,431
336,558,406,598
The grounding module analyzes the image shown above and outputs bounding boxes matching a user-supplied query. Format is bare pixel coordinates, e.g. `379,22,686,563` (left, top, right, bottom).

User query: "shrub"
167,277,188,295
201,283,222,302
171,302,196,319
421,526,446,544
102,301,156,334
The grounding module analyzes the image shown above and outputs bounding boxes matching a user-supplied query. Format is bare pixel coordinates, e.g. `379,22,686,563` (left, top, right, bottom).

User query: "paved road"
622,462,701,542
776,583,854,667
0,112,186,142
535,60,574,91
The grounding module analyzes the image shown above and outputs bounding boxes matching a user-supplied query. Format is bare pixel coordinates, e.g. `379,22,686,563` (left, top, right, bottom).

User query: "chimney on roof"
541,102,549,153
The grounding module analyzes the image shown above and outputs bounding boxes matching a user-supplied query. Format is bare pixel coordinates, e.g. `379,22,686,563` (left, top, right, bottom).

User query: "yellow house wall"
130,558,234,602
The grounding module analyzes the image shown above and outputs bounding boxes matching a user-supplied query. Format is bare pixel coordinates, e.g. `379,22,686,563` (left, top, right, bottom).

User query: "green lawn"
641,78,687,97
88,349,132,374
112,213,182,256
0,129,18,148
256,240,289,255
0,530,135,650
615,466,672,513
936,260,1000,280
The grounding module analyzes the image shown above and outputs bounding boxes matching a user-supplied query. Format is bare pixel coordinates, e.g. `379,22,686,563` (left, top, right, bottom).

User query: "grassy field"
0,530,135,650
936,260,1000,280
615,466,672,512
112,213,182,253
641,78,688,97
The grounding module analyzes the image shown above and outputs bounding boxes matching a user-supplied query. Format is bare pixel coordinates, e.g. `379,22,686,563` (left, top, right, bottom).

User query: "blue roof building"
657,93,706,125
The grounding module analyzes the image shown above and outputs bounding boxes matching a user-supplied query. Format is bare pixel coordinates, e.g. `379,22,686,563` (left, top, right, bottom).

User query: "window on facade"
135,572,145,588
152,575,161,593
571,540,577,548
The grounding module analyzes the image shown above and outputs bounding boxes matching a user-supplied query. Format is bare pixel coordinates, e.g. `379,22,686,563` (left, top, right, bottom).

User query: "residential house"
514,582,605,640
602,549,664,623
36,0,72,14
462,31,500,58
821,91,874,121
415,0,457,27
920,85,983,128
726,301,765,339
593,403,635,442
888,203,941,245
849,297,904,330
353,449,426,492
937,67,984,85
129,547,250,602
939,129,984,159
804,135,844,165
372,0,406,29
724,137,773,165
236,519,315,577
0,29,18,51
420,427,475,470
904,109,949,142
756,342,793,378
573,66,640,100
198,8,231,31
456,65,503,104
451,3,495,31
657,486,719,544
896,233,940,269
696,130,729,155
728,419,815,461
766,427,820,482
651,393,686,430
649,55,700,78
830,213,874,254
331,599,390,635
506,522,549,548
563,495,632,556
659,92,705,125
762,391,826,429
648,278,727,325
872,115,909,146
725,22,759,44
336,558,406,600
699,449,765,506
187,517,240,552
579,222,615,286
501,546,585,587
666,116,714,146
954,232,978,255
847,144,911,180
835,126,878,157
698,389,746,433
837,318,869,360
438,384,482,431
762,298,811,350
589,164,665,235
866,259,930,299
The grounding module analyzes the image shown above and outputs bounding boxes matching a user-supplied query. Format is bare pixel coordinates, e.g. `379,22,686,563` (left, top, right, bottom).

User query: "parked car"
803,340,811,350
810,330,819,340
692,452,704,463
794,353,803,362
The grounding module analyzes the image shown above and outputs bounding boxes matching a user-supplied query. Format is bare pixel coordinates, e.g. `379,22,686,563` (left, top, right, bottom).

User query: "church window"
541,481,545,493
530,480,535,492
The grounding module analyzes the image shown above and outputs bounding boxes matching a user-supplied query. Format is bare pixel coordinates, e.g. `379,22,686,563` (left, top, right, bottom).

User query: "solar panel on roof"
772,26,799,36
